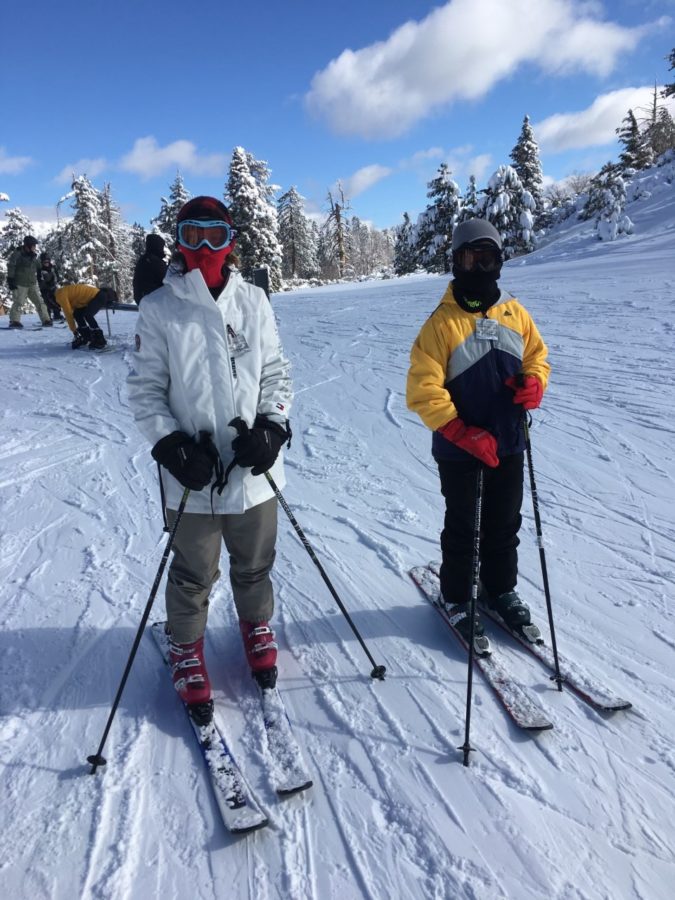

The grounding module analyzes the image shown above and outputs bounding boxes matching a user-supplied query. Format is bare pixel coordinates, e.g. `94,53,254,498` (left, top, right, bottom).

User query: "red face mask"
180,244,233,289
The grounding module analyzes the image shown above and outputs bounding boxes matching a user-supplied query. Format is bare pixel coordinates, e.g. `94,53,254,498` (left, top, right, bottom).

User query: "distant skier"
55,284,118,349
38,253,64,322
7,236,52,328
127,196,292,725
132,233,168,304
406,218,550,647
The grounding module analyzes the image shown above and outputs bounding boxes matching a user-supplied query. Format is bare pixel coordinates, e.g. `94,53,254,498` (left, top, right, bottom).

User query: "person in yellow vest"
55,284,118,349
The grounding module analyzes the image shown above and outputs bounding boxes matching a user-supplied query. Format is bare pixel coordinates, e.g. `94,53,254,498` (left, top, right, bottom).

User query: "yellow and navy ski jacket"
406,283,550,461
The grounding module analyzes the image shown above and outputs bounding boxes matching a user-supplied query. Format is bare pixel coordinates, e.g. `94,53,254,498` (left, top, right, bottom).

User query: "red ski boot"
168,635,213,724
239,620,278,688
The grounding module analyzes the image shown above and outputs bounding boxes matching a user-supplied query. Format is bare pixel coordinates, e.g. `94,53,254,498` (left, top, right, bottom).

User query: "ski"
410,566,553,731
256,683,313,796
424,561,632,713
151,622,269,835
481,608,632,711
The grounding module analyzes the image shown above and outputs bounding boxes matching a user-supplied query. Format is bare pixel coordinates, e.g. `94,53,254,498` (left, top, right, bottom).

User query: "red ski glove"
505,375,543,410
438,418,499,468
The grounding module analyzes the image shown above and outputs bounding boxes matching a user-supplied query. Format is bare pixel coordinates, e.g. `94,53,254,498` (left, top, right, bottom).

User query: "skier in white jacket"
127,196,292,724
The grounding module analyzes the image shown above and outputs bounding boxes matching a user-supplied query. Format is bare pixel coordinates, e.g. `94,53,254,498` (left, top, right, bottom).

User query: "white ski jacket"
127,267,292,515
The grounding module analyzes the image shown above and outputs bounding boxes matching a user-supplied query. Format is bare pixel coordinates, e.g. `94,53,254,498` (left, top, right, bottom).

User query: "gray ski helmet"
451,219,502,251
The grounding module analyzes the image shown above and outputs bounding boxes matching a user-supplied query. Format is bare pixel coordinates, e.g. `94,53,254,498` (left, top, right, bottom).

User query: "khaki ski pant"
165,498,278,644
10,283,49,324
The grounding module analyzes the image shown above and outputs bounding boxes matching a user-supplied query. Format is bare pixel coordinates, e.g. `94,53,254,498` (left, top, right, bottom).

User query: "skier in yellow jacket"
406,218,550,650
55,284,117,350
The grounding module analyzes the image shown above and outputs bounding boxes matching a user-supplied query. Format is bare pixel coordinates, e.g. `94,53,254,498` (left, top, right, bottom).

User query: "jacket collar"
164,267,243,306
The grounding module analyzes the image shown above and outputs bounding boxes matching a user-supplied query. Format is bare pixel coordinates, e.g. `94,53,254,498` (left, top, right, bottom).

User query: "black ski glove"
151,431,220,490
230,415,291,476
7,278,17,291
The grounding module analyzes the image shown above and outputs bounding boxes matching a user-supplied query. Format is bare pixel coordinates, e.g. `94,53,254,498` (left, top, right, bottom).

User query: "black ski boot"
89,328,107,350
188,700,214,727
443,599,491,655
488,591,542,644
72,327,91,349
253,666,278,691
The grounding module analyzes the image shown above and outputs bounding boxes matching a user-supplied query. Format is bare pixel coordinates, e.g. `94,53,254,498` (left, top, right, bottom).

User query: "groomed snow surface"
1,175,674,899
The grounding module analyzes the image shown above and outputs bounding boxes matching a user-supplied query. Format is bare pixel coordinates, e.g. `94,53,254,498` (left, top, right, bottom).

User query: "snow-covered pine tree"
663,48,674,99
0,207,34,308
152,172,191,247
617,109,653,171
582,164,633,240
100,183,133,299
226,147,283,291
410,208,435,273
478,164,536,257
510,115,544,224
322,185,351,280
129,223,147,264
277,186,318,280
422,163,462,272
394,212,416,276
458,175,478,223
642,86,675,158
59,175,113,284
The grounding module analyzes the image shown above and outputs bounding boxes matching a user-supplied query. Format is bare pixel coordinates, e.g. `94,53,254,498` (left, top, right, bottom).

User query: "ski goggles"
454,243,502,273
177,219,235,251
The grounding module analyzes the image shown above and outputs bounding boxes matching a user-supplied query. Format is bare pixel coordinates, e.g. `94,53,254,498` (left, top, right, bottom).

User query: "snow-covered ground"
1,171,674,900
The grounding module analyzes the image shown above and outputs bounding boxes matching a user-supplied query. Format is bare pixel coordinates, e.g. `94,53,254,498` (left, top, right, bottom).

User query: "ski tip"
277,780,313,798
231,817,270,835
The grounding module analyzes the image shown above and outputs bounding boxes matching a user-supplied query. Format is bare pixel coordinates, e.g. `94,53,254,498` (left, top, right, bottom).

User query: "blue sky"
1,0,673,231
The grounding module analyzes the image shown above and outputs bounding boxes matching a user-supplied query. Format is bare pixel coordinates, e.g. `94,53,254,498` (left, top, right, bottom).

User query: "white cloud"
341,164,393,198
55,157,107,184
0,148,33,175
305,0,657,139
534,86,675,151
120,137,228,179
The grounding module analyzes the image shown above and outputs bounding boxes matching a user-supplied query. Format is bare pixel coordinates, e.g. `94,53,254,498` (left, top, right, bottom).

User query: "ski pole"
264,471,386,681
516,375,564,691
460,464,484,767
87,486,191,773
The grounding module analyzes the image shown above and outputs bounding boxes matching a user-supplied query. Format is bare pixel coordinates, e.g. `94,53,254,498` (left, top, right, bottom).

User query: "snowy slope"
1,176,674,900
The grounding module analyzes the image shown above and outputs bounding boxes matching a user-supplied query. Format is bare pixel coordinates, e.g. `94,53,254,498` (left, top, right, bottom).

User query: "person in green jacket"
7,236,52,328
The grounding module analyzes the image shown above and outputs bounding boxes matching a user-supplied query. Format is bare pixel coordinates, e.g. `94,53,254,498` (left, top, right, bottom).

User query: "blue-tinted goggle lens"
177,220,233,251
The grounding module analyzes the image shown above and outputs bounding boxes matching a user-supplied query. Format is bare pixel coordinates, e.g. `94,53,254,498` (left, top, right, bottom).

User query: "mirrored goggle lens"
455,245,501,272
178,220,233,250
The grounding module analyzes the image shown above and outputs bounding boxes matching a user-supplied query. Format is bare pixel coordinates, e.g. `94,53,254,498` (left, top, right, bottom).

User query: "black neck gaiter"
452,269,501,314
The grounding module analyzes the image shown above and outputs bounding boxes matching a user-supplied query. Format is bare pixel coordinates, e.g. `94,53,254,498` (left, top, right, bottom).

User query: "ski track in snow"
1,182,675,899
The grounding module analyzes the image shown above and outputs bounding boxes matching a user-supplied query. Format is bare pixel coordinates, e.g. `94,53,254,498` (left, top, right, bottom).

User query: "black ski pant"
437,452,524,606
74,290,107,331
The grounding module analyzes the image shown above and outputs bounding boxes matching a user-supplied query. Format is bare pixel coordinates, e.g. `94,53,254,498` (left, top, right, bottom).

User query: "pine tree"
100,183,133,298
458,175,478,223
394,212,416,276
226,147,282,291
617,109,653,171
642,86,675,158
153,172,191,246
588,167,634,241
277,186,317,280
662,48,675,99
322,185,351,279
429,163,462,272
130,223,147,264
59,176,112,284
510,115,544,222
478,165,536,258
